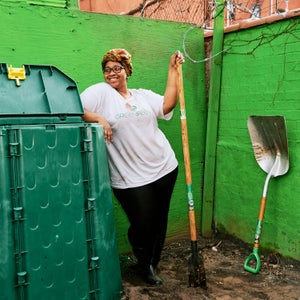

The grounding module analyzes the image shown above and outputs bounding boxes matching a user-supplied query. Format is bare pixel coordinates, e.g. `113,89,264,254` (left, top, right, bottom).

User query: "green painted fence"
0,1,299,261
0,2,206,254
215,17,300,260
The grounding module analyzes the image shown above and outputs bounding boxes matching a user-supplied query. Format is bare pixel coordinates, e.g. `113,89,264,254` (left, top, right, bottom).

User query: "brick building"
80,0,300,27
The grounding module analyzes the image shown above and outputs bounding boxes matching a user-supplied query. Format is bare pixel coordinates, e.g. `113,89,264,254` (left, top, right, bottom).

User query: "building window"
251,4,261,18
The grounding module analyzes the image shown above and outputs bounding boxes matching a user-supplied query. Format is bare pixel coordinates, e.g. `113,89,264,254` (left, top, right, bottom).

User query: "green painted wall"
215,17,300,260
1,1,299,262
0,2,206,253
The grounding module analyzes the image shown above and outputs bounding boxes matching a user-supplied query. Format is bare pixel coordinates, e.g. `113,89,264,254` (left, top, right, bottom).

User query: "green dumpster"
0,63,123,300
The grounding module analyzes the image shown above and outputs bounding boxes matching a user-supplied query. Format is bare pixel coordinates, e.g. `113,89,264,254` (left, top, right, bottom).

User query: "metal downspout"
201,0,225,237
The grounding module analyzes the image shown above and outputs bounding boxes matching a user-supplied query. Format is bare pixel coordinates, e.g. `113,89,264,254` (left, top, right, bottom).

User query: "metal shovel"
244,116,289,274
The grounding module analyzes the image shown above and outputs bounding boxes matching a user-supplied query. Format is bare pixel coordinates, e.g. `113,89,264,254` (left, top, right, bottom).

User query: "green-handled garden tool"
178,63,207,288
244,116,289,274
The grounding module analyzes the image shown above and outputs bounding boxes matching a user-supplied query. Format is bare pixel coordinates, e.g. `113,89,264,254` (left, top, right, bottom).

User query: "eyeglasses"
103,66,124,74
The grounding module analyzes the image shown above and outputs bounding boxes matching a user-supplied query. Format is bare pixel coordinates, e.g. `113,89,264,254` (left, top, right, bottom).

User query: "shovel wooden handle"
244,154,282,274
178,63,197,242
178,64,192,185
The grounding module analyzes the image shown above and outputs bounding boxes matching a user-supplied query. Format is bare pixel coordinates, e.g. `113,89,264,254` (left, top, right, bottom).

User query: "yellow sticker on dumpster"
8,65,26,87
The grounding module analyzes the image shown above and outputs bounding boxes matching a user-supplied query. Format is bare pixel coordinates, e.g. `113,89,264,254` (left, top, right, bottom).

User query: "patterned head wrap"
101,48,133,77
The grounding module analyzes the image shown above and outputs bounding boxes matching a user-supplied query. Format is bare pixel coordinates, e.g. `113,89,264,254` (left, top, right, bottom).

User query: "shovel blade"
247,116,289,177
188,254,207,288
188,241,207,289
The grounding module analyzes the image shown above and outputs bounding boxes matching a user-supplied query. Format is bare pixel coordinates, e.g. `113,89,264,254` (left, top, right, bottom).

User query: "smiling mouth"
107,77,119,82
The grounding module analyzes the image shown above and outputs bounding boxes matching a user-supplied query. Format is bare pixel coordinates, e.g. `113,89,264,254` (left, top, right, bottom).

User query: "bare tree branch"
121,0,167,16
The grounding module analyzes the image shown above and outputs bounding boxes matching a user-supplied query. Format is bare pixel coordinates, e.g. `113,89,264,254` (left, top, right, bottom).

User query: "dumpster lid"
0,63,83,117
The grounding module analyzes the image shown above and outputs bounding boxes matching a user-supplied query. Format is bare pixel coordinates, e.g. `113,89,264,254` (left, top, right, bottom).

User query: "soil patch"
120,233,300,299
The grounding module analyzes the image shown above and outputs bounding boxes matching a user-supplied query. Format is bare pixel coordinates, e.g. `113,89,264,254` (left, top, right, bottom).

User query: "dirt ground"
119,233,300,300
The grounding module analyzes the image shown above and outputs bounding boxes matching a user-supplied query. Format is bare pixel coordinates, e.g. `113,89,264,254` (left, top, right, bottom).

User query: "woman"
81,48,184,285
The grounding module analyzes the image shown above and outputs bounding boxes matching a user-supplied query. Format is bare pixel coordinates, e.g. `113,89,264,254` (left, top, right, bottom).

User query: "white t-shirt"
80,82,178,189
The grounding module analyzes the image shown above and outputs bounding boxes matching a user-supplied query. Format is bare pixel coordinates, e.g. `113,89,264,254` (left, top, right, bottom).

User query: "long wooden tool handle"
253,196,267,249
178,64,192,185
178,63,197,242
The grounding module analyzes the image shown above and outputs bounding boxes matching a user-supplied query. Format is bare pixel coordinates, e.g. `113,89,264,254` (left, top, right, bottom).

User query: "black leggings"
113,167,178,267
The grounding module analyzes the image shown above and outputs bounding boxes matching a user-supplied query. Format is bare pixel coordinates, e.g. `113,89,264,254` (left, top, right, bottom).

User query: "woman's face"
103,61,127,90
